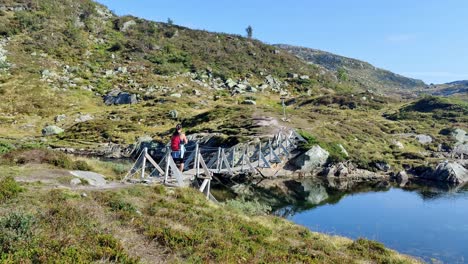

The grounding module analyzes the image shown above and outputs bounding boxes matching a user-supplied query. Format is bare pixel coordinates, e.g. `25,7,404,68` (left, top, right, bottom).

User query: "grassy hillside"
0,160,420,263
0,0,465,172
275,44,427,95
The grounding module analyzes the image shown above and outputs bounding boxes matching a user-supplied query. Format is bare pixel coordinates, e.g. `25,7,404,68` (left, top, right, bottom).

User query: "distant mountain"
424,81,468,98
274,44,427,95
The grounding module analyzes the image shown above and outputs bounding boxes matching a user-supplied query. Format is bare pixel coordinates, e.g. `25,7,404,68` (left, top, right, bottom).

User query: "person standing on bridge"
171,124,188,172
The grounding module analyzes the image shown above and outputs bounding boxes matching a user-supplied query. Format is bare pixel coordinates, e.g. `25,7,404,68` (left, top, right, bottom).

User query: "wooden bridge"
122,128,306,200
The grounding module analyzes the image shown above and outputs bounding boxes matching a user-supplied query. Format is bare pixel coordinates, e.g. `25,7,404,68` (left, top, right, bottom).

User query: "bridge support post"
141,148,147,180
164,147,170,184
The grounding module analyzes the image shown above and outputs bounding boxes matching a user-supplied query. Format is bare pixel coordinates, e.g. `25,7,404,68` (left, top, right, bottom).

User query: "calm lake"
280,181,468,263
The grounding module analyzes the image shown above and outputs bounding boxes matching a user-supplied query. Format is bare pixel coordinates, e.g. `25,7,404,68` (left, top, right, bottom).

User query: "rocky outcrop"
420,161,468,184
293,145,329,172
104,90,137,105
70,171,106,187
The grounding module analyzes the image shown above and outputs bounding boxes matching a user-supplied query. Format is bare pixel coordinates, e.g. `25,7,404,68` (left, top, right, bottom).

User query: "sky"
96,0,468,84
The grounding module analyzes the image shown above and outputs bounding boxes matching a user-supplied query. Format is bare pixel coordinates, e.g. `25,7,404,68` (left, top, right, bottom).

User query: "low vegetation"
0,178,420,263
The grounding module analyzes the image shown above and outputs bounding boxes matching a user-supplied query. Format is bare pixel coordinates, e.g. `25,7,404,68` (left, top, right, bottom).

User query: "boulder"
395,171,409,186
170,93,182,98
120,20,137,32
42,125,64,136
54,114,67,123
421,161,468,184
391,139,404,149
415,134,432,144
75,114,94,123
169,110,178,119
453,144,468,158
70,178,82,185
294,145,329,172
373,161,391,172
104,91,137,105
241,100,256,105
225,79,237,89
451,128,467,144
323,162,353,177
70,171,106,187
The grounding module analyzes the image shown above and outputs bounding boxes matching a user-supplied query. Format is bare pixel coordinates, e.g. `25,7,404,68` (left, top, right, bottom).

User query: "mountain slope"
423,80,468,99
274,44,426,95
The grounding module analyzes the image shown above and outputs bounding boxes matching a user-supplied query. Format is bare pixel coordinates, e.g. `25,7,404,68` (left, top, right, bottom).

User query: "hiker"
171,124,188,172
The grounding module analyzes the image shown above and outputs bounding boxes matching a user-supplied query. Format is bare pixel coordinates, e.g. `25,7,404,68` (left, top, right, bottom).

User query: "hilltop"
274,44,427,96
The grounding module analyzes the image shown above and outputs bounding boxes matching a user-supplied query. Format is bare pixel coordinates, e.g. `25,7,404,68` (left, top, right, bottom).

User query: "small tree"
167,18,174,25
246,25,253,39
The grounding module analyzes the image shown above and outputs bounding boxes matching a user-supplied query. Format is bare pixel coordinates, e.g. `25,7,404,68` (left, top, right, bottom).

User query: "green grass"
0,165,420,263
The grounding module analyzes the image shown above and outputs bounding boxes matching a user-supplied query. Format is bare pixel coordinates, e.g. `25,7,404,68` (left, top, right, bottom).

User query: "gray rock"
104,91,137,105
70,178,82,185
294,145,329,172
247,86,258,93
70,171,107,187
415,134,432,144
169,110,178,119
42,125,64,136
395,171,409,184
75,114,94,123
120,20,137,32
236,84,247,90
453,144,468,158
374,161,391,172
241,100,256,105
287,73,299,79
452,128,467,144
192,89,201,96
299,75,310,80
170,93,182,98
54,114,67,123
391,139,404,149
323,162,354,177
225,79,237,89
422,161,468,184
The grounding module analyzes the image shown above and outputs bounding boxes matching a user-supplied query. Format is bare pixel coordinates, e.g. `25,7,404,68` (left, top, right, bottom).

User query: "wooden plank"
198,153,212,179
199,178,209,192
145,154,165,176
221,149,234,175
168,155,184,187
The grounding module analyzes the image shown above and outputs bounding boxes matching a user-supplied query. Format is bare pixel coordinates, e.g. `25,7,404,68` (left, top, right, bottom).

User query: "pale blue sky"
97,0,468,84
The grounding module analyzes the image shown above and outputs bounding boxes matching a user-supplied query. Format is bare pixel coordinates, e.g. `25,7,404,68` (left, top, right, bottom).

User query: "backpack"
171,134,181,151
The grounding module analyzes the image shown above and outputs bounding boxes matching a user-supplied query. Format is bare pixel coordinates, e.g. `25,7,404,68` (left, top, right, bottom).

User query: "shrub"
0,212,35,253
0,141,14,154
0,176,23,202
73,160,93,171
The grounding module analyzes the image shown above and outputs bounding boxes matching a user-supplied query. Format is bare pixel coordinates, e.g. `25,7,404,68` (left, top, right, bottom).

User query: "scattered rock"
451,128,468,144
395,171,409,186
294,145,329,172
104,90,138,105
70,171,107,187
322,162,354,177
391,139,404,149
373,161,391,172
192,89,201,96
42,125,64,136
120,20,137,32
169,110,178,119
421,161,468,184
299,75,310,80
287,73,299,79
75,114,94,123
170,93,182,98
241,100,257,105
54,114,67,123
415,134,432,144
70,178,82,185
81,192,88,197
